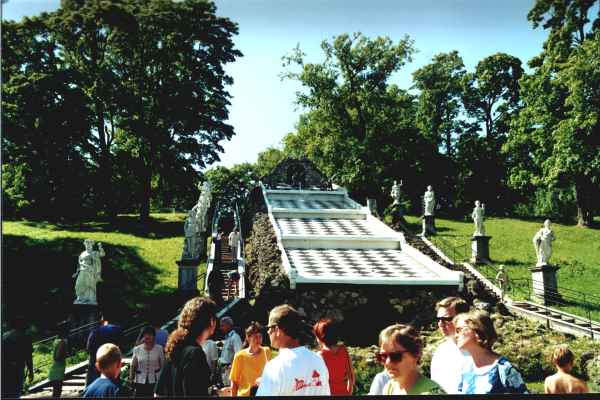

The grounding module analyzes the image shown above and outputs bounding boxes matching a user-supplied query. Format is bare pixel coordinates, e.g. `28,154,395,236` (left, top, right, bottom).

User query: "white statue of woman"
423,185,435,216
73,239,104,304
532,219,555,266
183,208,199,259
390,180,402,206
472,200,485,236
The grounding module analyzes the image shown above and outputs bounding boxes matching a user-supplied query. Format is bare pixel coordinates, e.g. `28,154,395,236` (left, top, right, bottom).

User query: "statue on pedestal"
423,185,435,216
73,239,104,305
533,219,555,266
472,200,486,236
390,180,403,206
183,209,199,260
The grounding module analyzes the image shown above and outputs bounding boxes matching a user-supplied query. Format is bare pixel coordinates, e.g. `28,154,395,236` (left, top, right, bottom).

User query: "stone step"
272,209,366,220
62,379,86,386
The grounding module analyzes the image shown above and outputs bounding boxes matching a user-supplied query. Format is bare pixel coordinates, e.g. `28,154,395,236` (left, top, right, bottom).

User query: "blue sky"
3,0,548,169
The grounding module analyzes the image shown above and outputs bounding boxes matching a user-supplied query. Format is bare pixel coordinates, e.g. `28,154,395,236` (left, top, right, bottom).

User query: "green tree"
204,163,259,213
1,17,94,218
281,33,434,209
505,0,599,226
412,50,466,156
48,0,132,216
255,147,286,178
109,0,241,221
460,53,523,213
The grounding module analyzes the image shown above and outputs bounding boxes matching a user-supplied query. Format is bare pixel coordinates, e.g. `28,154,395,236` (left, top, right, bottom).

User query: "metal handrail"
431,233,600,314
32,319,147,374
33,321,100,347
234,201,244,260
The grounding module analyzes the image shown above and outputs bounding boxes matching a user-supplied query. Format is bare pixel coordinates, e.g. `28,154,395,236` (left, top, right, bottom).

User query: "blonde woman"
378,324,445,395
229,322,272,396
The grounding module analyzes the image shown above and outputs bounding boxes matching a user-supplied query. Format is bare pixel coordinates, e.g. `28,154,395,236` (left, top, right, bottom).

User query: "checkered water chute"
270,198,354,210
286,248,440,279
277,218,377,236
261,183,462,287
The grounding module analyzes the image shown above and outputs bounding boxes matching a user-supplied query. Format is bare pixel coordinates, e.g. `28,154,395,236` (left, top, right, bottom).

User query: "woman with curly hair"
154,296,217,397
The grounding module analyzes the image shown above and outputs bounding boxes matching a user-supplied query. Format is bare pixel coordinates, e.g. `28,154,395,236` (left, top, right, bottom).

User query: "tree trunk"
139,166,152,224
575,179,593,227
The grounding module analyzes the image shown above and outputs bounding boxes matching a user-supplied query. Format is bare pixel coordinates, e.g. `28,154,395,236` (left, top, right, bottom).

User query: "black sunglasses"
375,351,408,363
436,316,453,323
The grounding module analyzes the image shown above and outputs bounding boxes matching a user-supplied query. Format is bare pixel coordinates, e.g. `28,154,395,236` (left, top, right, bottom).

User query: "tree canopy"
2,0,242,221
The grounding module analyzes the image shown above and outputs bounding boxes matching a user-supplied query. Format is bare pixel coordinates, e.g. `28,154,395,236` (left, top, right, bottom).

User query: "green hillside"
404,215,600,320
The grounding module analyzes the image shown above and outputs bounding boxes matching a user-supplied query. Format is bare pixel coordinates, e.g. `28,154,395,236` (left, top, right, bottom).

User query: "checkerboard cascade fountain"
261,184,463,288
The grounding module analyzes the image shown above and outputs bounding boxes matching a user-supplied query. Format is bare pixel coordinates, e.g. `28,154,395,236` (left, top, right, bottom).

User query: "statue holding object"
73,239,104,305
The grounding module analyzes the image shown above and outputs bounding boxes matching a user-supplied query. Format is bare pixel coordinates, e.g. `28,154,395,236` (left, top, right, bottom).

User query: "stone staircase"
508,300,600,340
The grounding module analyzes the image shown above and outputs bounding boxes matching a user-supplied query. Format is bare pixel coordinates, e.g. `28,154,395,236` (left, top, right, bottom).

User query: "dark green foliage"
1,18,95,219
505,1,600,226
204,163,259,214
2,0,241,220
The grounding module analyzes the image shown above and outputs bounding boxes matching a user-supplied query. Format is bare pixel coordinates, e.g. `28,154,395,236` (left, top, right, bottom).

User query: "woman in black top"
154,296,217,397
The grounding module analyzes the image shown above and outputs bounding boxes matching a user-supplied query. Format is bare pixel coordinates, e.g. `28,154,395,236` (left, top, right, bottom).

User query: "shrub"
348,346,381,395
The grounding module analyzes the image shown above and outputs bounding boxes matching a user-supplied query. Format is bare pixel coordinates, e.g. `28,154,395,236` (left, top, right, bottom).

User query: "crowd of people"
1,295,591,397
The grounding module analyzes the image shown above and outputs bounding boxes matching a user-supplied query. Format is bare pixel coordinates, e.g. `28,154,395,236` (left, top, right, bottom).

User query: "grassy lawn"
2,213,210,386
403,215,600,321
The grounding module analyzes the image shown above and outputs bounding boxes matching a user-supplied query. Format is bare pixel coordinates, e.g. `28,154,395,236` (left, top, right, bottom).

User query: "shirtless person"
544,345,588,394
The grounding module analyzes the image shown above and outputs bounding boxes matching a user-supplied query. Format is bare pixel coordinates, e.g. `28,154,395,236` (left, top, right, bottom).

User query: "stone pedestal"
367,198,380,217
177,259,200,299
529,264,560,305
421,215,436,236
198,233,207,259
470,235,492,264
70,303,100,348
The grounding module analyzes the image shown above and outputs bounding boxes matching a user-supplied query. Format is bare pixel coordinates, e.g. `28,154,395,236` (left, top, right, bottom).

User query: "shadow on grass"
1,234,180,338
19,214,184,239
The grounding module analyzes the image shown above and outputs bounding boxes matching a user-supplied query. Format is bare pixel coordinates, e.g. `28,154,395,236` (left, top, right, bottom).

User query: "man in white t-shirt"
257,304,330,396
430,296,471,394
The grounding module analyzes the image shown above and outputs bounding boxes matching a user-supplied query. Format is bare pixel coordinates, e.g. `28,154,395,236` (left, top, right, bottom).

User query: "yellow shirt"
229,346,272,396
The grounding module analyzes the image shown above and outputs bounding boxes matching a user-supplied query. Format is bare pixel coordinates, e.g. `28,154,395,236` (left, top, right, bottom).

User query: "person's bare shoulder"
571,376,589,393
544,374,557,394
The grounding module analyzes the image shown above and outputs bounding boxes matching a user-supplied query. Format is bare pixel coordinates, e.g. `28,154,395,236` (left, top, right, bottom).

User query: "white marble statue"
533,219,555,266
495,265,508,301
195,182,212,233
472,200,486,236
423,185,436,216
73,239,104,304
183,208,200,260
390,180,403,206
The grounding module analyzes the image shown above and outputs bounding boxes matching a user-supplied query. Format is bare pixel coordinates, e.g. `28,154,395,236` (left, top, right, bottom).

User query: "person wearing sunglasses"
256,304,330,396
429,296,471,393
454,310,528,394
379,324,445,395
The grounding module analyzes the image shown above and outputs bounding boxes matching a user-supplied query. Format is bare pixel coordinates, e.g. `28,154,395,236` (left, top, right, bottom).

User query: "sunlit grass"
404,215,600,320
